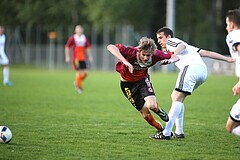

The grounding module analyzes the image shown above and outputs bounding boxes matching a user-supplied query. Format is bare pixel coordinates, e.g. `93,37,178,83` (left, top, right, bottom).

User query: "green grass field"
1,66,240,160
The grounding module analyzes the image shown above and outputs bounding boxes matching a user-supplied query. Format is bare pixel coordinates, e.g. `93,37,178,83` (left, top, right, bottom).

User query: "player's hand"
65,56,70,63
88,56,93,64
123,61,133,73
160,59,172,65
227,57,235,63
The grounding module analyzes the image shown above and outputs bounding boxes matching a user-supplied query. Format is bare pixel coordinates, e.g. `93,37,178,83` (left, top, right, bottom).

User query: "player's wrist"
168,59,173,64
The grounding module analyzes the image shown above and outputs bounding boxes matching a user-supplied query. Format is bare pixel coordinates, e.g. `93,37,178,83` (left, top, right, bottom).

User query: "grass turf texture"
1,66,240,159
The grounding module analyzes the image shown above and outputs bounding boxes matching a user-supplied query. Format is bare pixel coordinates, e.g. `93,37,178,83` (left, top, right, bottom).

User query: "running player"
225,9,240,136
107,37,171,136
0,25,13,86
65,25,93,93
152,27,234,140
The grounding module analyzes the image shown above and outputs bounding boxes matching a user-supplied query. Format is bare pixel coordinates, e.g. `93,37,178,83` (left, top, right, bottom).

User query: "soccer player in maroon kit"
65,25,93,93
107,37,171,136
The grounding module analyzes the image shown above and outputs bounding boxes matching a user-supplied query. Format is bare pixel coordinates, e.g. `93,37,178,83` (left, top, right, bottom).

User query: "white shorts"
175,64,208,94
230,99,240,122
0,51,9,65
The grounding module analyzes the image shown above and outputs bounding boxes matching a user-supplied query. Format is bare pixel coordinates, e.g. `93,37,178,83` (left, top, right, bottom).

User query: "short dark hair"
156,27,174,37
226,9,240,28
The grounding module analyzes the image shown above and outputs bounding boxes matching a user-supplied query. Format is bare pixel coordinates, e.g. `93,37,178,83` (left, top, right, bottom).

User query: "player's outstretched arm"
107,44,133,73
198,49,235,63
172,43,186,55
160,54,180,65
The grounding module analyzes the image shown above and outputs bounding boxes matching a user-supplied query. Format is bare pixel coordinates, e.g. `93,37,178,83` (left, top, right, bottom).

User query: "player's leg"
142,77,169,122
163,91,185,136
151,94,185,140
140,105,164,132
173,65,207,137
152,68,189,140
3,65,9,84
74,61,88,93
226,99,240,136
1,53,12,86
172,89,188,138
226,117,240,135
174,102,185,138
73,71,82,93
120,81,164,132
76,61,87,87
75,70,87,88
231,125,240,135
78,61,88,83
144,96,169,122
162,67,190,138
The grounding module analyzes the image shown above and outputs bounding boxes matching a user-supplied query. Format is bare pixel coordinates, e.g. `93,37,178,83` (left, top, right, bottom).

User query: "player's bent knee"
146,103,157,110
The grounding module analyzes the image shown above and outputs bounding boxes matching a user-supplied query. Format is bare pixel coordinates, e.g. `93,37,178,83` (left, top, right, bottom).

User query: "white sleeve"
230,30,240,47
226,30,240,57
166,38,184,52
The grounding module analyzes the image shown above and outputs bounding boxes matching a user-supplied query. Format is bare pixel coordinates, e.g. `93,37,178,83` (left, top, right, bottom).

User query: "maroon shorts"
120,76,155,111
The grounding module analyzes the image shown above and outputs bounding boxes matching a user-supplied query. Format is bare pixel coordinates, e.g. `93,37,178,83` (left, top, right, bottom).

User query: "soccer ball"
0,126,12,144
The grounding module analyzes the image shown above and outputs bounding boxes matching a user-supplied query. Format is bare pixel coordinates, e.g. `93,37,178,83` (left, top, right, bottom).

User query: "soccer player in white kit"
151,27,234,140
225,9,240,136
0,25,12,86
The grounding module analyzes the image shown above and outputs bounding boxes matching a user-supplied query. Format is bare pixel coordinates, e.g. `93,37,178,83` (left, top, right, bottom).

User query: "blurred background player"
152,27,234,140
225,9,240,136
65,25,93,93
0,25,13,86
107,37,171,137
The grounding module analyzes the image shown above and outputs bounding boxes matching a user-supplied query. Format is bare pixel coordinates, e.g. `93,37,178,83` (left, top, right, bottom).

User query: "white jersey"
166,38,206,71
166,38,207,94
0,33,9,65
0,33,6,53
226,29,240,77
73,34,87,47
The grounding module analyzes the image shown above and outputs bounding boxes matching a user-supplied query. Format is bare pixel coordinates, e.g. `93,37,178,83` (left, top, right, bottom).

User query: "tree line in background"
0,0,239,54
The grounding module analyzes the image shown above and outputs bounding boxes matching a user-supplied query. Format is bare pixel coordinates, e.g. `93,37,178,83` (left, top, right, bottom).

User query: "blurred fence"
4,25,235,75
5,25,138,71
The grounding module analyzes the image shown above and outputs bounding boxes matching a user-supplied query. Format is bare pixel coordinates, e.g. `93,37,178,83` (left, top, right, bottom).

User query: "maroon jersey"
65,34,90,61
115,44,171,82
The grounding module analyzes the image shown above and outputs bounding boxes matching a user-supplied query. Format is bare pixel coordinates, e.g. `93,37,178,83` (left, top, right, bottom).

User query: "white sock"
163,101,183,136
3,67,10,84
232,125,240,136
175,103,184,135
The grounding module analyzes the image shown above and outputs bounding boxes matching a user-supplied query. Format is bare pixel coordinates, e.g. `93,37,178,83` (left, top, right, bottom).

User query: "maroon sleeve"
115,44,136,58
65,36,74,48
85,36,91,48
154,49,171,60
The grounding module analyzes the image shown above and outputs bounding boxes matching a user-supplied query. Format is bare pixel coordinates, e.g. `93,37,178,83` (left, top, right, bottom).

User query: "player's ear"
230,21,235,30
